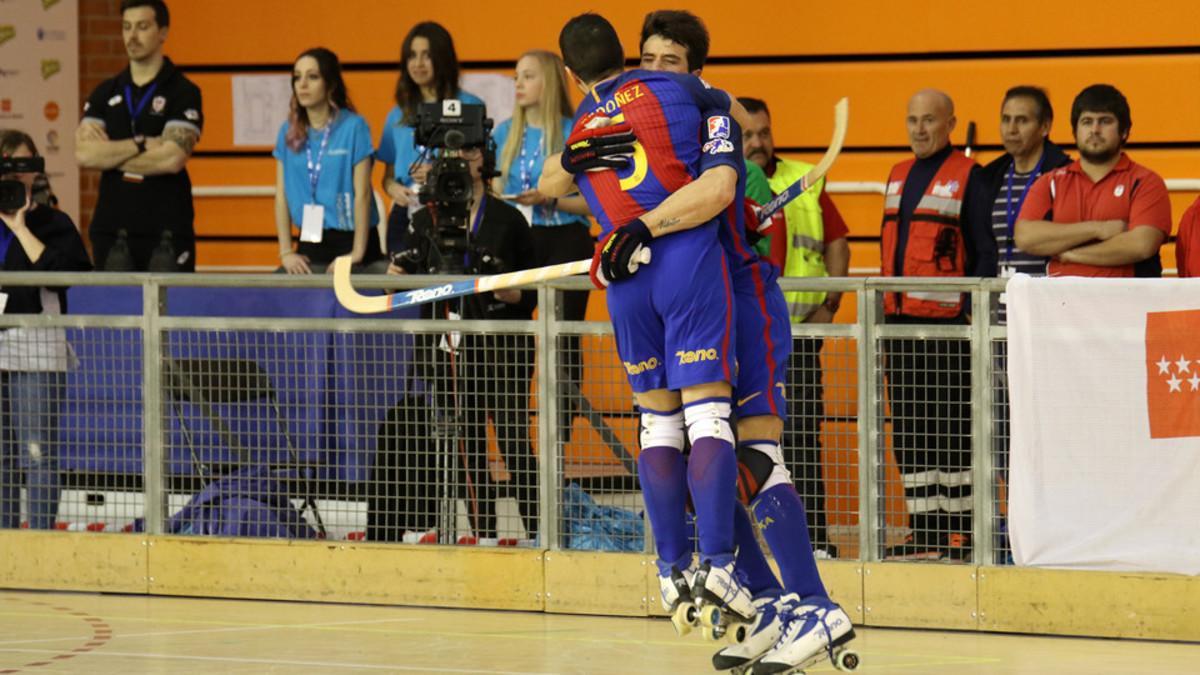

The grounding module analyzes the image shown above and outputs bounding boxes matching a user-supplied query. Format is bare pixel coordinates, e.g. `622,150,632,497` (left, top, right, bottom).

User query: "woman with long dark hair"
274,47,382,273
376,22,483,251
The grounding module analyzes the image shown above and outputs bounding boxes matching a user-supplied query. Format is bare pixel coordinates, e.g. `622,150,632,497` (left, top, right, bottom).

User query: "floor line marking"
0,648,557,674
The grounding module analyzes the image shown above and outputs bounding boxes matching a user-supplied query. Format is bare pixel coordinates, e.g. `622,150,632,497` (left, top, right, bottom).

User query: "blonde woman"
491,49,593,441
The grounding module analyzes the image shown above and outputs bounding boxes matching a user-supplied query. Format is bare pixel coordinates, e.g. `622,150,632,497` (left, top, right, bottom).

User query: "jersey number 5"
611,112,648,191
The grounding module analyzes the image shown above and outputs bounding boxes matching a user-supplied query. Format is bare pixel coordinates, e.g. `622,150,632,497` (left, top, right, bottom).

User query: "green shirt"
745,161,773,257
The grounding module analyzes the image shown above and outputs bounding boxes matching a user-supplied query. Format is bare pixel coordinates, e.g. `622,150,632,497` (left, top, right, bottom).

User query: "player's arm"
539,152,577,197
640,166,739,236
75,120,140,170
117,124,196,176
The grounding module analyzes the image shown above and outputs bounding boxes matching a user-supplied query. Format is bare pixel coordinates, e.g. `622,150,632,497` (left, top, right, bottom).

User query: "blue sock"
687,436,738,567
638,445,691,574
733,503,782,597
752,483,828,600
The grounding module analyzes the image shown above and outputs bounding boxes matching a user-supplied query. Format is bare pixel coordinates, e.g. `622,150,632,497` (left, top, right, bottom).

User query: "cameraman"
0,130,93,530
387,142,539,545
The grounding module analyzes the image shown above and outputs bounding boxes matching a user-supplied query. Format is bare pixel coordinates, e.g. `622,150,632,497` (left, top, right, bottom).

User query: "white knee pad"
683,399,735,446
640,409,685,451
745,441,793,493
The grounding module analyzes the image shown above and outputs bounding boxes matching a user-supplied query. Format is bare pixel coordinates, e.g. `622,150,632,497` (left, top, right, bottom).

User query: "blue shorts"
731,260,791,419
607,229,736,393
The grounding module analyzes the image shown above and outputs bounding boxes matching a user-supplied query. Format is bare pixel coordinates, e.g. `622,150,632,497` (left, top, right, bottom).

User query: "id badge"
516,203,534,226
0,292,8,314
300,203,325,243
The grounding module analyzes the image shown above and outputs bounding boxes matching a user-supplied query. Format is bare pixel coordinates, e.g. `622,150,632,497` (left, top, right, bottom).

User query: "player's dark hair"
1071,84,1131,138
1003,85,1053,124
639,10,709,73
738,97,770,119
559,13,625,84
120,0,170,28
395,22,462,123
286,47,356,152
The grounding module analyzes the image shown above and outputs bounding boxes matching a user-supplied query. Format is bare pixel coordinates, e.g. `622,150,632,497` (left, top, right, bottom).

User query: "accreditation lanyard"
306,122,333,202
1004,154,1045,262
124,81,160,136
517,132,540,191
463,195,487,268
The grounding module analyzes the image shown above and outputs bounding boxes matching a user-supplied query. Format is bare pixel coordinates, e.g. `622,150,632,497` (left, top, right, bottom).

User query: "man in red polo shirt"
1015,84,1171,277
1177,197,1200,277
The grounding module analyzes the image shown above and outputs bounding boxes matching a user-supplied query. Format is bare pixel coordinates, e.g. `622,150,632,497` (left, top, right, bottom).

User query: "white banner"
1007,274,1200,575
0,0,80,223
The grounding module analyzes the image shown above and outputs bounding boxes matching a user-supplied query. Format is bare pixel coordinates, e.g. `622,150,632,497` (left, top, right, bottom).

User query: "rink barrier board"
3,532,1197,641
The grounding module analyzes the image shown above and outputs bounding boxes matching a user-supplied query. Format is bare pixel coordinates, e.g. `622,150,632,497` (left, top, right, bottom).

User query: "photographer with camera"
0,130,93,530
381,104,539,545
274,48,385,274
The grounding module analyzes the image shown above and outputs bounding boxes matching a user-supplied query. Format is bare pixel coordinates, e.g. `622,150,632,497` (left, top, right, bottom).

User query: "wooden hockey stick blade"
332,248,651,315
757,97,849,230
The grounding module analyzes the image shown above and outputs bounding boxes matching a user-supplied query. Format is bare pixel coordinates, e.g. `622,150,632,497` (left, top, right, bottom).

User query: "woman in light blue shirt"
491,50,594,440
377,22,482,252
274,47,381,274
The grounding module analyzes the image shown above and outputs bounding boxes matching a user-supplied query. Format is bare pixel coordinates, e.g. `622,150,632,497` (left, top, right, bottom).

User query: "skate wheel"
732,622,749,643
834,648,860,672
670,604,695,637
700,625,719,642
699,605,723,629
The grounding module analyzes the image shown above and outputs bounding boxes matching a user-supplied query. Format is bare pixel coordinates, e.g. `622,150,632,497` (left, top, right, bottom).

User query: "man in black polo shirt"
75,0,202,271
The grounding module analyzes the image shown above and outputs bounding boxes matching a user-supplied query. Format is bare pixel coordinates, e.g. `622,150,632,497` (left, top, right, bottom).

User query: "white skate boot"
658,562,699,636
752,598,859,674
712,592,799,673
690,560,758,642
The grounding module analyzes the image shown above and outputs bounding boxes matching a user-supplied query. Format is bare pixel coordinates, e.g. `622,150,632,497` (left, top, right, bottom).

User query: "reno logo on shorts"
406,284,454,304
624,357,660,375
676,348,719,364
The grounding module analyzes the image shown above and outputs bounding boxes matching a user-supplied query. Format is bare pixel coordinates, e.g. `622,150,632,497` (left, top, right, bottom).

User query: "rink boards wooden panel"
164,1,1200,63
4,531,1200,642
0,531,147,594
146,536,544,610
979,566,1200,642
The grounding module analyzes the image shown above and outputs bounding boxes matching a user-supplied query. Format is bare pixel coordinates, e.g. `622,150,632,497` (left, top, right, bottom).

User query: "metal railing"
1,271,1015,564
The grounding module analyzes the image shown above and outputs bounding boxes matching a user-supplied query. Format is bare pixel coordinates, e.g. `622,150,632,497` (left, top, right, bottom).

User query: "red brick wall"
78,0,124,234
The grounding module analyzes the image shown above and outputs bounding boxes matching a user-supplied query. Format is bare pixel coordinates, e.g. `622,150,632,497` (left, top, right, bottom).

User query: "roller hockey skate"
752,598,859,674
712,591,799,674
689,560,758,642
658,562,699,636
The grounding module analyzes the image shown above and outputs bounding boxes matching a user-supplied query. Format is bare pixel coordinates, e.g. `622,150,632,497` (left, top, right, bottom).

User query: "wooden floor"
0,590,1195,674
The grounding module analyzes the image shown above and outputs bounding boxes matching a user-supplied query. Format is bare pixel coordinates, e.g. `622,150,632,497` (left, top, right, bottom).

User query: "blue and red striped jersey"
571,70,741,236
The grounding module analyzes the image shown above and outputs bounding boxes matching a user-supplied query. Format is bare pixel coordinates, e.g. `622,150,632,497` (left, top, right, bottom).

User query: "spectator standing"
377,22,483,253
388,144,537,544
739,96,850,558
1177,197,1200,277
492,49,593,442
75,0,202,271
0,130,93,529
973,86,1071,286
274,48,383,274
1015,84,1172,277
881,89,996,562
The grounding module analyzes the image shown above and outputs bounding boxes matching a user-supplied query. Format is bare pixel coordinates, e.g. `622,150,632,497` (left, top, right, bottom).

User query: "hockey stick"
333,249,651,315
755,97,849,230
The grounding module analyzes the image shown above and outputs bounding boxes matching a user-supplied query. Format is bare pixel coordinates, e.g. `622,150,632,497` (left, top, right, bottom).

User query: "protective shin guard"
638,445,691,573
752,484,828,600
733,503,782,597
686,414,737,566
